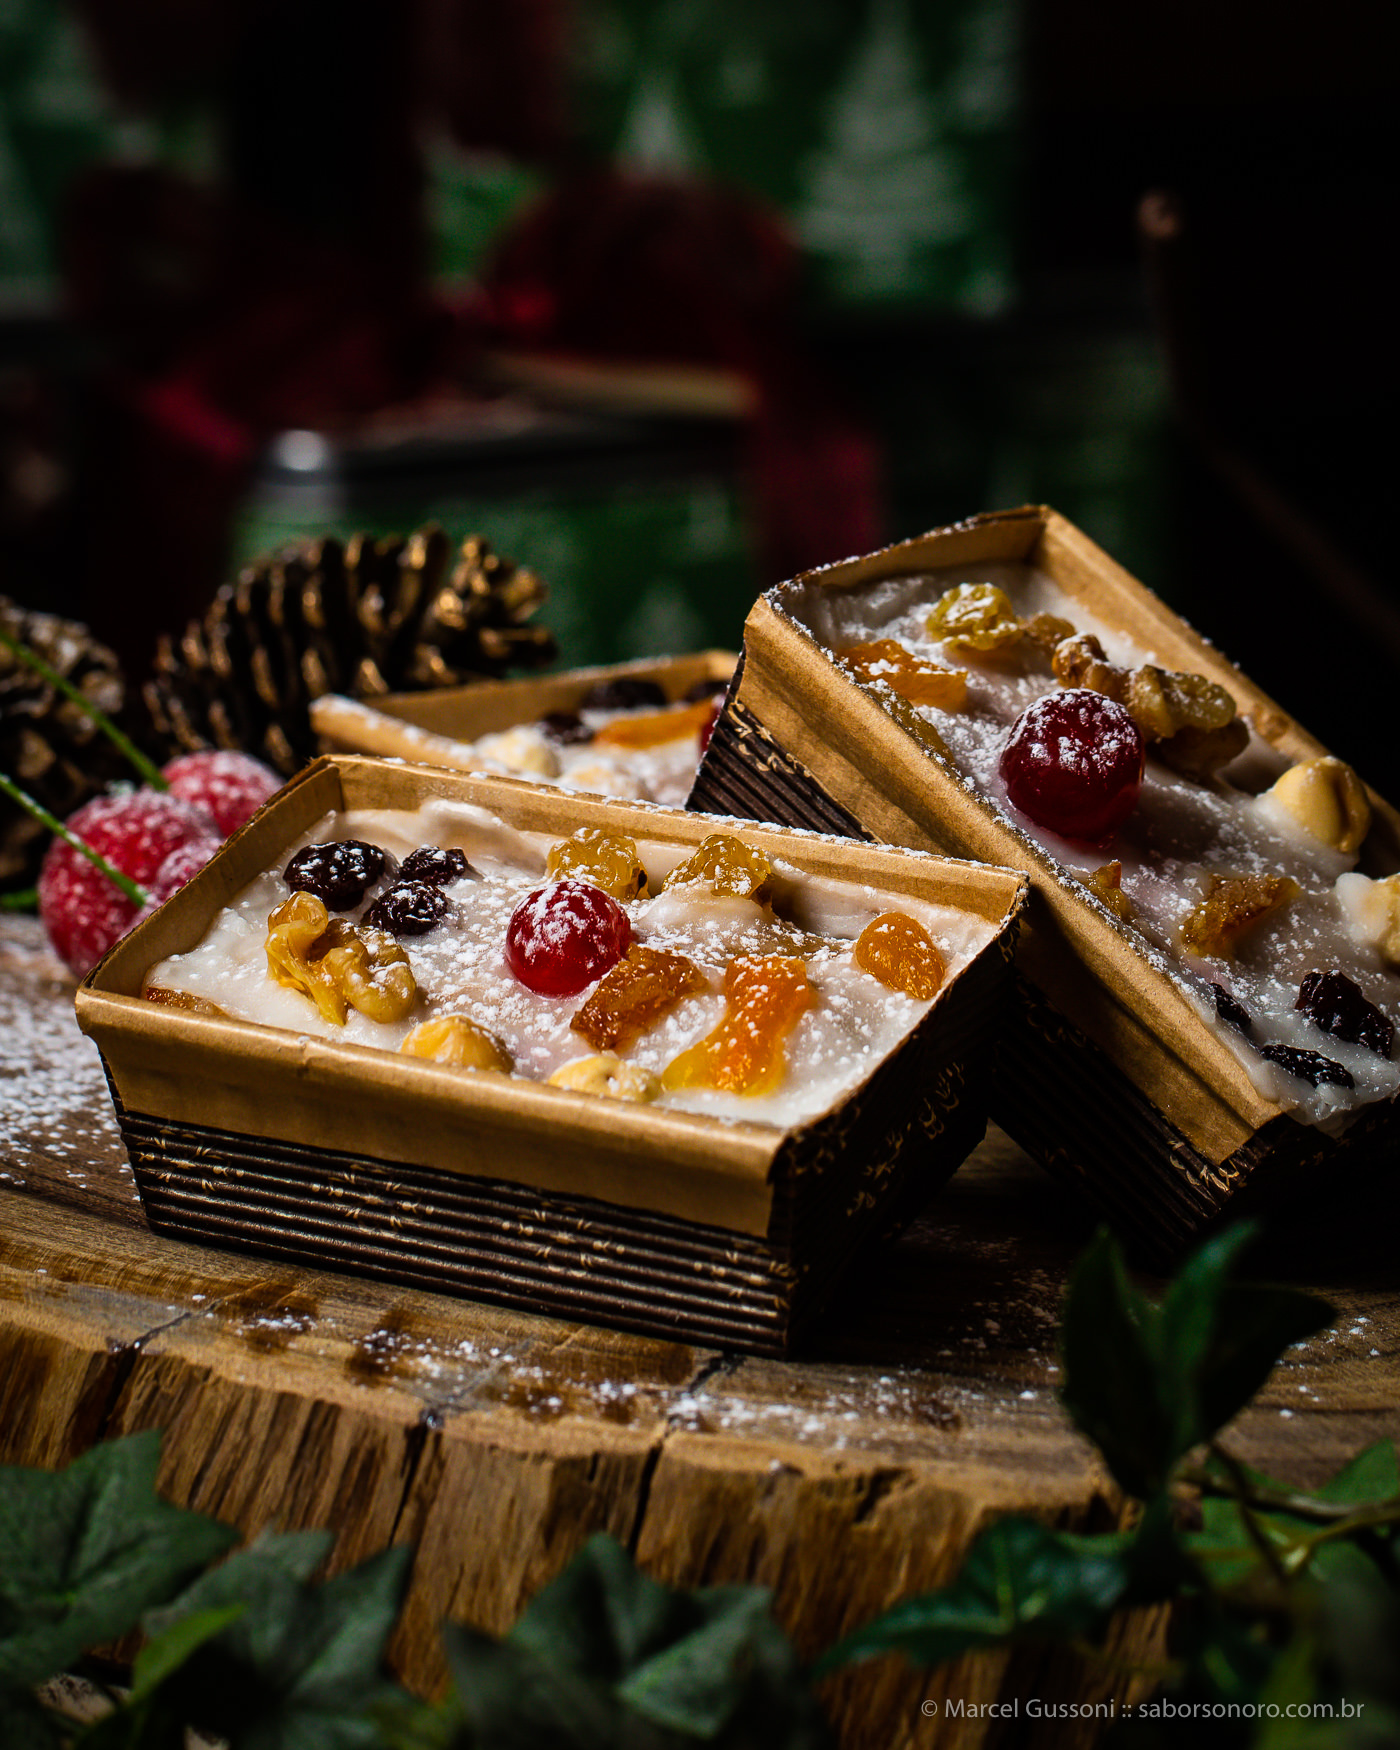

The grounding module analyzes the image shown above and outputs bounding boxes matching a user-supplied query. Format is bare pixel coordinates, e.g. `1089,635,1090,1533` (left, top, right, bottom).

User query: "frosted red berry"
38,791,221,977
162,750,281,837
999,689,1145,844
504,878,631,997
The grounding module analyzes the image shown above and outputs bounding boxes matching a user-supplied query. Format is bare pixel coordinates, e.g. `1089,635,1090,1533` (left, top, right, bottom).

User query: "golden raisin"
662,955,812,1096
853,912,945,999
591,698,716,749
547,827,650,902
400,1015,512,1071
1081,862,1135,923
571,945,707,1051
548,1052,661,1103
1180,873,1300,960
927,583,1023,653
1023,613,1077,657
661,833,775,904
840,640,968,709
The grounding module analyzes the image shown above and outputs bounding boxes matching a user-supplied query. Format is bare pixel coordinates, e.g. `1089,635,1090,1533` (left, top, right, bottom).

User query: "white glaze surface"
786,560,1400,1127
147,802,997,1130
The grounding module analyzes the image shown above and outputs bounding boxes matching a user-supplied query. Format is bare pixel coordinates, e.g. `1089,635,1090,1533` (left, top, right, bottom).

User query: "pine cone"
143,526,556,776
1,599,135,889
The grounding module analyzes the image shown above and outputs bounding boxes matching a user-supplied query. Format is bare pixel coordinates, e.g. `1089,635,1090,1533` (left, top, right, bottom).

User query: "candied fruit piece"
400,846,475,885
661,833,774,904
1081,861,1135,923
284,839,390,910
366,880,451,936
1211,983,1253,1035
571,944,707,1051
1179,873,1299,960
1259,1044,1353,1089
840,640,968,710
580,676,669,712
1296,970,1394,1058
400,1015,512,1071
504,879,630,997
999,690,1145,844
927,583,1023,653
546,827,650,902
1265,758,1371,856
1336,872,1400,967
142,985,228,1017
853,912,945,999
266,893,416,1025
1052,638,1244,776
548,1052,661,1103
592,698,717,749
661,955,812,1097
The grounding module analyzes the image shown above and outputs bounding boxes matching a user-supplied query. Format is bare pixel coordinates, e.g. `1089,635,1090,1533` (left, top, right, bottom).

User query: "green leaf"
1192,1282,1334,1445
617,1588,773,1734
1313,1440,1400,1507
816,1516,1132,1674
0,1432,237,1689
144,1531,414,1750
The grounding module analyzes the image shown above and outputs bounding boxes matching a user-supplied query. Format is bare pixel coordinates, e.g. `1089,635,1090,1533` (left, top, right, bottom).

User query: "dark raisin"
1296,970,1394,1058
1259,1044,1354,1088
400,845,476,885
683,676,730,703
284,840,390,910
1212,983,1253,1035
366,880,451,936
540,710,593,746
580,676,668,712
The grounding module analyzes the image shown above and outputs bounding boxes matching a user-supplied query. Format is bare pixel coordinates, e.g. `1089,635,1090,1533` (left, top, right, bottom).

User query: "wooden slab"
3,915,1398,1748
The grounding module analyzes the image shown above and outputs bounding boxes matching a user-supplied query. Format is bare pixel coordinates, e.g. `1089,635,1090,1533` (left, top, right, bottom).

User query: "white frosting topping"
785,560,1400,1128
146,802,998,1131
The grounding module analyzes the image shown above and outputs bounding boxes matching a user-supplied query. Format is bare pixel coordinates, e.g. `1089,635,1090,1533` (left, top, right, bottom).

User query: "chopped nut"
1053,635,1244,776
400,1015,512,1071
1265,757,1371,856
1022,613,1077,658
661,833,774,904
142,985,228,1018
1155,719,1250,779
1180,873,1300,960
1336,872,1400,967
1052,633,1129,701
1080,861,1135,923
547,827,650,901
265,892,416,1025
547,1052,661,1103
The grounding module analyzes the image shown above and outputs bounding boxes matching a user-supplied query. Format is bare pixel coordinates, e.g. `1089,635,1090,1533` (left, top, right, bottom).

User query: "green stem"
0,771,149,908
0,622,168,791
1184,1463,1400,1529
1206,1442,1291,1588
0,886,38,912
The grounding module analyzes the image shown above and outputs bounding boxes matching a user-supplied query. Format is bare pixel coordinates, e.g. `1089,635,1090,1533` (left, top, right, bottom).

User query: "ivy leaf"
1060,1225,1333,1500
144,1530,413,1750
0,1432,237,1689
446,1535,830,1749
815,1517,1132,1674
1312,1440,1400,1507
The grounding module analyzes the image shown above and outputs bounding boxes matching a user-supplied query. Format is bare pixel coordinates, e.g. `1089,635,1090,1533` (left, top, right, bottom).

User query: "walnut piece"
266,891,416,1025
1265,757,1371,856
1180,873,1300,960
1052,633,1244,776
547,1052,661,1102
400,1015,512,1071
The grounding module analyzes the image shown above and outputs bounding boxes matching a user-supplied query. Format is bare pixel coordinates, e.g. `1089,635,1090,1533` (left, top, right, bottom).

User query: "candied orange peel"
571,944,707,1051
853,912,945,999
1180,873,1299,960
662,955,812,1096
547,827,650,901
840,639,968,709
592,697,716,749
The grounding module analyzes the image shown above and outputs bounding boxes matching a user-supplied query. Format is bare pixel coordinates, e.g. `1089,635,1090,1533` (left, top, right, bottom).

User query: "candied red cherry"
504,878,631,997
284,839,390,910
999,689,1145,844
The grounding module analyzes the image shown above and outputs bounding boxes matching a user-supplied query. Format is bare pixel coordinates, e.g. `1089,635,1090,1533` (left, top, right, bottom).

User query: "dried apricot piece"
927,583,1023,654
571,945,707,1051
840,640,968,709
853,912,945,999
400,1015,513,1071
661,833,774,904
662,955,812,1096
591,698,717,749
1180,873,1299,960
547,827,650,901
